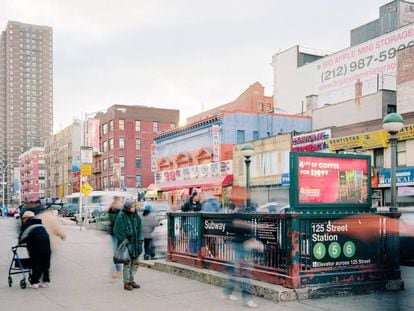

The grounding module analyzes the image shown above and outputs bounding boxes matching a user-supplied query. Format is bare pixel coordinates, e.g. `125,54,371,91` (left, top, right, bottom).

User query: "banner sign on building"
317,23,414,94
151,143,157,173
155,160,233,183
377,167,414,187
291,129,331,152
290,152,371,209
328,130,389,151
281,173,290,186
212,124,220,162
80,146,93,164
86,118,100,153
397,124,414,141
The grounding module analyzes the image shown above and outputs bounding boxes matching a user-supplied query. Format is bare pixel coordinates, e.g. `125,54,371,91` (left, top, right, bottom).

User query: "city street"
0,217,413,311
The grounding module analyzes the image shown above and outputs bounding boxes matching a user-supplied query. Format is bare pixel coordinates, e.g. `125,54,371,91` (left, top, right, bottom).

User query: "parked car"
59,204,79,219
74,205,104,224
256,202,290,214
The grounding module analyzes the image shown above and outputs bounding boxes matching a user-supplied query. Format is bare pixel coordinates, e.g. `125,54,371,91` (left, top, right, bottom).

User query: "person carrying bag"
113,199,143,291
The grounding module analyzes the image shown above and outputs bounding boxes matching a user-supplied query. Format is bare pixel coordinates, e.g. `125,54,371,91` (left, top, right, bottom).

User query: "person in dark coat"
113,199,143,291
19,211,51,289
181,191,202,212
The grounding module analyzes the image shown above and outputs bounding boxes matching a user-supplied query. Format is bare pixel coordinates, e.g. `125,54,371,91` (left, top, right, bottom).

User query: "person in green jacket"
113,199,143,291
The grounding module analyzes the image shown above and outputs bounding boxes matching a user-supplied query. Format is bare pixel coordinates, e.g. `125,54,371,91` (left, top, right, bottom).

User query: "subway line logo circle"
313,241,356,260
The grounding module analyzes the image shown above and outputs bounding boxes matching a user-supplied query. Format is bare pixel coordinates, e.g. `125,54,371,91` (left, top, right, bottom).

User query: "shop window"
374,148,384,168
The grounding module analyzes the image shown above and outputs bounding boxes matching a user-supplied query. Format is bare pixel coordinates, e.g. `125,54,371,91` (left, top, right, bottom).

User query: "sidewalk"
1,218,413,310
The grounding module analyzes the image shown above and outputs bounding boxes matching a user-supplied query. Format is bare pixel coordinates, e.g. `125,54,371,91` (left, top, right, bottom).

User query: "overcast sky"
1,0,387,132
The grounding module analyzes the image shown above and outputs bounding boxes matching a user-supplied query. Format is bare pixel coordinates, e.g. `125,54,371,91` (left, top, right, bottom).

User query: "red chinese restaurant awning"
147,175,233,191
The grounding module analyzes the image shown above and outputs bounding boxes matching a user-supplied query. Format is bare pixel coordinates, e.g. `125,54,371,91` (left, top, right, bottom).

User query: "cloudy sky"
1,0,386,132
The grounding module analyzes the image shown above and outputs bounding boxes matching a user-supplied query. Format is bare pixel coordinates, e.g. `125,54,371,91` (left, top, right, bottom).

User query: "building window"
120,175,125,188
109,175,114,188
109,120,114,132
260,151,277,176
153,121,159,133
120,156,125,168
253,131,259,140
170,122,176,129
103,159,108,171
387,105,396,114
397,141,407,167
373,148,384,168
102,123,107,135
237,130,245,144
135,138,141,150
119,119,125,131
119,137,125,150
109,138,114,151
135,120,141,132
136,175,142,188
136,156,142,168
103,141,108,153
103,177,107,189
109,157,113,170
257,102,263,112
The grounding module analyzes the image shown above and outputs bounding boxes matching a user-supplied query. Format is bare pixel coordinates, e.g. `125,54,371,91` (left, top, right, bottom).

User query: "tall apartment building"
19,147,45,201
0,21,53,203
90,105,179,193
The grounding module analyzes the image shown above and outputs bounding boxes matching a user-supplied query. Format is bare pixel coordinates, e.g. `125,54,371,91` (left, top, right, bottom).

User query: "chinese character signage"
151,143,157,173
290,152,371,209
212,124,220,162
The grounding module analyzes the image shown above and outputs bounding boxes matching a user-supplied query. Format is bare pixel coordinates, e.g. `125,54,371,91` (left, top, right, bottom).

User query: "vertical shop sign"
212,125,220,162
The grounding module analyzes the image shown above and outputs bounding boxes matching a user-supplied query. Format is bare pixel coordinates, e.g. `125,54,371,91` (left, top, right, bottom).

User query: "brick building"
19,147,45,201
90,105,179,193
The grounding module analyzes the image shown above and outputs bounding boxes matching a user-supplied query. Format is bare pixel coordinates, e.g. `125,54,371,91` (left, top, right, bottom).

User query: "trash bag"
113,239,131,264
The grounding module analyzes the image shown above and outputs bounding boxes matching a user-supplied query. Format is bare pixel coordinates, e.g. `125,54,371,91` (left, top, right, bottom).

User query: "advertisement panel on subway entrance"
290,152,371,209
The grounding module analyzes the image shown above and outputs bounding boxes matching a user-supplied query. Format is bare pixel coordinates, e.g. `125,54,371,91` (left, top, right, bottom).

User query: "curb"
139,260,404,302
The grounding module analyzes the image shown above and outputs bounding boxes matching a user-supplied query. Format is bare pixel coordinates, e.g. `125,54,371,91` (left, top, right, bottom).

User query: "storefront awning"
147,175,233,191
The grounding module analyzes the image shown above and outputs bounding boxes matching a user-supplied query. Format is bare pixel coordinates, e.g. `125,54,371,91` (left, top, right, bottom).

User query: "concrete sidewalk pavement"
1,218,414,310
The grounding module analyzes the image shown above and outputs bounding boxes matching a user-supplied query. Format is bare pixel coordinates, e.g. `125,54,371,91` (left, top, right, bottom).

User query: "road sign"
81,164,92,176
80,146,93,164
80,182,93,196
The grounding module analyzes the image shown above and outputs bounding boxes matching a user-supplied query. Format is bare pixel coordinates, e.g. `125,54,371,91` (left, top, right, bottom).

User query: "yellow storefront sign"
328,130,389,151
397,124,414,141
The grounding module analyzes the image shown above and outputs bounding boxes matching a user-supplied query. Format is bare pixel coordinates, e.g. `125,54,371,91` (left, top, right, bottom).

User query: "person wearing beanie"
113,199,143,291
181,191,202,212
142,204,157,260
20,210,51,289
108,196,123,279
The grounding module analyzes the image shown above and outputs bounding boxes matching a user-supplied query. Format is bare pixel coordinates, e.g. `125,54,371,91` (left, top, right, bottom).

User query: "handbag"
113,239,131,264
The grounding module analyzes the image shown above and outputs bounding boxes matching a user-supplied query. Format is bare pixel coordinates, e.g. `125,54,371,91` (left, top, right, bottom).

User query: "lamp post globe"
383,113,404,212
241,143,255,211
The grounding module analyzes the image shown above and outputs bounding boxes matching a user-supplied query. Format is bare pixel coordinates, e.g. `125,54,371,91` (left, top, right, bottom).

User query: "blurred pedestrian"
201,193,220,212
142,204,158,260
181,191,202,212
36,208,66,250
19,211,51,289
222,214,259,308
114,199,143,291
108,196,123,278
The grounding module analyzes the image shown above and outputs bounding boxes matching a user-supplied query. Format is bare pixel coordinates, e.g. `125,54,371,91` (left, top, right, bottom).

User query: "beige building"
44,121,81,199
0,21,53,202
233,134,291,207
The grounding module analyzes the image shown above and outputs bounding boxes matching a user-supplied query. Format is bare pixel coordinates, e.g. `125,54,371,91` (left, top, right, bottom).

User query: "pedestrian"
113,199,143,291
222,214,260,308
142,204,158,260
181,191,202,212
19,211,52,289
201,192,220,212
108,196,123,279
36,208,66,250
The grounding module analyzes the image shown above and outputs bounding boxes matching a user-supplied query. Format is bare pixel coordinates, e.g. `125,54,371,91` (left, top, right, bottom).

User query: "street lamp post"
383,113,404,212
241,143,255,210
